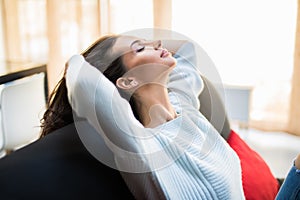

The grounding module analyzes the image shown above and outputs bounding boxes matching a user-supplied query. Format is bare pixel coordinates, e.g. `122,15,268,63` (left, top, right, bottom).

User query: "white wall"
0,1,6,61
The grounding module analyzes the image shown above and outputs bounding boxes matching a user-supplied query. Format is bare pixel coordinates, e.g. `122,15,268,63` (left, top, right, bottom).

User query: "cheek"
122,54,137,70
133,54,156,67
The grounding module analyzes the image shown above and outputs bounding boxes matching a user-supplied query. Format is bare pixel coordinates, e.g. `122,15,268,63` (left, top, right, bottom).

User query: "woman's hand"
295,153,300,169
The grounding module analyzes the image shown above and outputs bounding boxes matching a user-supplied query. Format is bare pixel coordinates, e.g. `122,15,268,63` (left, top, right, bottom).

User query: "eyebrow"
130,40,142,48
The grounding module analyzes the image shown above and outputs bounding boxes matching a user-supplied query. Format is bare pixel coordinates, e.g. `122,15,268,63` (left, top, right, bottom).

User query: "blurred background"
0,0,299,177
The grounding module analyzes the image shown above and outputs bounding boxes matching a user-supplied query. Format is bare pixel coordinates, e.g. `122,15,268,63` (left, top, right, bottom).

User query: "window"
1,0,298,132
172,0,297,129
109,0,153,33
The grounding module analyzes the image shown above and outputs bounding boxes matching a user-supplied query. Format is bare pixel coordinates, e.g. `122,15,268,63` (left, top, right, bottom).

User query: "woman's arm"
64,54,184,199
167,41,231,140
66,55,146,159
163,40,230,140
168,42,204,110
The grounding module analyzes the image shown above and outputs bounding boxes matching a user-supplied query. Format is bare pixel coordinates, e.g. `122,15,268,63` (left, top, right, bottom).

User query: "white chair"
0,108,5,157
0,73,46,151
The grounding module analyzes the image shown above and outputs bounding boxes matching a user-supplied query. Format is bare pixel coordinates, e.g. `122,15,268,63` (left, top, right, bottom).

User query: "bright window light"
172,0,297,86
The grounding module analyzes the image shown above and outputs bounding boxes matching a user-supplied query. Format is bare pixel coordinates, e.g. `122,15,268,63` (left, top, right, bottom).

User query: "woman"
42,34,300,199
52,34,245,199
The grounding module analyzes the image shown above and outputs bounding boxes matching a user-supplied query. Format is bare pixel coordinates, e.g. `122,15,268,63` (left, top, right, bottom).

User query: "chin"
170,59,177,68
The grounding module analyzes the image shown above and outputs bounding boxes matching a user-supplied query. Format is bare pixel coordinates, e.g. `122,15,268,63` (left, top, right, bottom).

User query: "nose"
143,40,162,50
153,40,162,50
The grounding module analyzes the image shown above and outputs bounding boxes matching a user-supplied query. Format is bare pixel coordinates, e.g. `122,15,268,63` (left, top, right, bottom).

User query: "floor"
232,123,300,178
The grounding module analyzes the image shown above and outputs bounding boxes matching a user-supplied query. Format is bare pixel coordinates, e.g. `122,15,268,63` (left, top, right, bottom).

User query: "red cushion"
227,130,279,200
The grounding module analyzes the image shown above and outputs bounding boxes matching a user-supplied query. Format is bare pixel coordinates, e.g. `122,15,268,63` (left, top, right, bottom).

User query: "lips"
160,49,169,58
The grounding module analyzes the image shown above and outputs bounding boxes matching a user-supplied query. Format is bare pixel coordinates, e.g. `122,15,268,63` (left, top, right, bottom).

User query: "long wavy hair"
41,35,132,136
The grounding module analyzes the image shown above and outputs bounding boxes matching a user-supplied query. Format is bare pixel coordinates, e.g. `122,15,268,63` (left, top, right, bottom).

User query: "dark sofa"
0,123,134,200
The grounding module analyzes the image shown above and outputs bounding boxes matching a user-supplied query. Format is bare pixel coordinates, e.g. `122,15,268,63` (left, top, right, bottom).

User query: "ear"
116,77,139,90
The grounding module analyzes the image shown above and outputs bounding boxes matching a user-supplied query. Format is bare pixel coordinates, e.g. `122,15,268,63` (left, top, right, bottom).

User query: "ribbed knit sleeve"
66,55,166,199
168,42,204,110
66,55,143,153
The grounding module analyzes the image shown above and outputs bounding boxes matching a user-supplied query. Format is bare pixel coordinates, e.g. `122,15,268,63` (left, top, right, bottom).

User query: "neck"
135,84,177,128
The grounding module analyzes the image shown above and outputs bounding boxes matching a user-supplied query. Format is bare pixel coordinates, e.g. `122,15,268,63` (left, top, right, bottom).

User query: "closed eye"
136,46,145,53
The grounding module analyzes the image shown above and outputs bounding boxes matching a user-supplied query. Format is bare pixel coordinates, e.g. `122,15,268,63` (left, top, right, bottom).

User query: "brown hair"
41,35,131,136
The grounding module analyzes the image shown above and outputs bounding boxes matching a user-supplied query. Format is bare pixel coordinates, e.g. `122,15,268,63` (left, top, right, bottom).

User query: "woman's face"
112,36,177,71
113,36,177,92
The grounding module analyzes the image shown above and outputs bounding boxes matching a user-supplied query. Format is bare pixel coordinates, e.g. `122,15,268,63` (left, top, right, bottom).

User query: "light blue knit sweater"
66,43,245,200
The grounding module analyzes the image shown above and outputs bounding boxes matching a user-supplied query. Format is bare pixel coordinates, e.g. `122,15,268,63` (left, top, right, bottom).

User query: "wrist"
295,154,300,170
